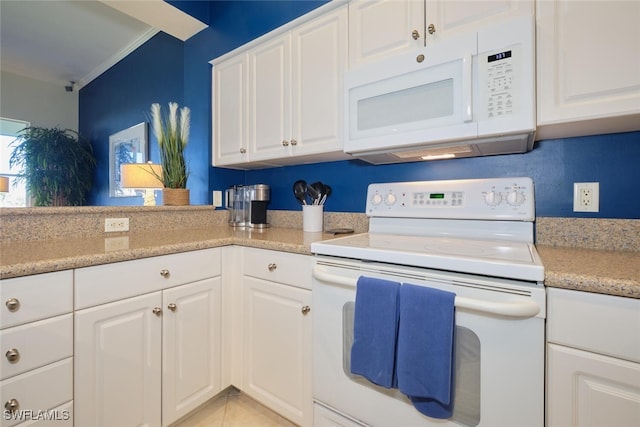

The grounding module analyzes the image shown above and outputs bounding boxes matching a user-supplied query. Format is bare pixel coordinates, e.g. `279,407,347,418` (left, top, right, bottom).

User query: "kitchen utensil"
320,184,332,205
308,181,324,205
293,180,308,205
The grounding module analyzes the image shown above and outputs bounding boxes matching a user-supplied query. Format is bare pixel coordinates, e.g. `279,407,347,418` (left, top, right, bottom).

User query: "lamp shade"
120,163,163,189
0,176,9,193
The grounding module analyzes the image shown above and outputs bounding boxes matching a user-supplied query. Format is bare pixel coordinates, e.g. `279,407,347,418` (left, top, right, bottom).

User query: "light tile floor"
174,387,298,427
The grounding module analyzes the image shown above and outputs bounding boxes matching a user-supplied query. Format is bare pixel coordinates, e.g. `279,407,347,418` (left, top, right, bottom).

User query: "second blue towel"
396,283,456,419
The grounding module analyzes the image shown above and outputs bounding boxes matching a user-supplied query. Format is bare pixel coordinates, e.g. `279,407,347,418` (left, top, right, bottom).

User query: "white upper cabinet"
349,0,425,69
213,53,249,166
536,0,640,139
348,0,532,68
212,4,348,169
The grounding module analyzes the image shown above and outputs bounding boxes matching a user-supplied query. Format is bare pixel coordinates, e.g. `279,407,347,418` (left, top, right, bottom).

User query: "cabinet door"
547,343,640,427
248,33,292,161
242,276,312,427
537,1,640,137
291,6,347,157
425,0,532,44
213,53,249,166
349,0,424,68
75,292,162,427
162,278,222,426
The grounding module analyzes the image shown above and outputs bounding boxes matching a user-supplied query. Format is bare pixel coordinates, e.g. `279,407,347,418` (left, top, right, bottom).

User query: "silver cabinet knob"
416,54,425,63
301,305,311,315
5,348,20,363
240,148,247,154
152,307,162,316
5,298,20,312
167,303,177,312
428,23,436,34
160,269,170,278
290,139,298,146
4,398,19,413
267,263,277,272
282,140,289,146
412,29,420,40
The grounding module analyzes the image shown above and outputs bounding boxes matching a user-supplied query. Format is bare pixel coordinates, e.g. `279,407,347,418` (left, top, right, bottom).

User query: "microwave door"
344,33,477,154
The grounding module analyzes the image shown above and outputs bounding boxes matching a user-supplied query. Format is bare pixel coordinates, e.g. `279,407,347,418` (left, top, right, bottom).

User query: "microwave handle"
463,53,472,122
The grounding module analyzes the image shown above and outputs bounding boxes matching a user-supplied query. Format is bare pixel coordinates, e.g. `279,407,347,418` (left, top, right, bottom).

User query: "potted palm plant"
10,126,96,206
150,102,190,205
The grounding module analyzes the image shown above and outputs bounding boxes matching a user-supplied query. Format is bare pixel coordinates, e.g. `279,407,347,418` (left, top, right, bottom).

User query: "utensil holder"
303,205,323,232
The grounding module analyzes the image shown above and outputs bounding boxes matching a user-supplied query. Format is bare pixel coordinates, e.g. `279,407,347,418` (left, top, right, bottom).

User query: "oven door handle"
312,266,540,319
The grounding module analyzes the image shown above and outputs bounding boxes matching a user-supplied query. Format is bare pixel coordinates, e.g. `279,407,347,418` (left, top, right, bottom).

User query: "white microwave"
344,15,536,164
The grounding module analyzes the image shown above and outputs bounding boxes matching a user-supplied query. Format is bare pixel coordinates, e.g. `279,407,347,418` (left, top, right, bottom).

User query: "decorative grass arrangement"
150,102,190,189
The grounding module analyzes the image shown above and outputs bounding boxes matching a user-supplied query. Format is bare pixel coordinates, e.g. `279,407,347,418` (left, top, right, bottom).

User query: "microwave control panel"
485,49,515,117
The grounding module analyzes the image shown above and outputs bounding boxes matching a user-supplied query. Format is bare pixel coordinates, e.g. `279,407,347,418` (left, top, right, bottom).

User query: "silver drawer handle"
5,298,20,312
301,305,311,315
5,349,20,363
160,269,170,278
268,263,277,272
152,307,162,316
167,303,177,312
4,398,19,413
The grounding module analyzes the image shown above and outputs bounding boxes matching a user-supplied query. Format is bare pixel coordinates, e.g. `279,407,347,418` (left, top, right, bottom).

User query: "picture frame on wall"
109,122,148,197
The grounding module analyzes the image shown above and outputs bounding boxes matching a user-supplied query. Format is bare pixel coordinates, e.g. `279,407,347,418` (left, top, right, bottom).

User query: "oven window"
342,301,481,426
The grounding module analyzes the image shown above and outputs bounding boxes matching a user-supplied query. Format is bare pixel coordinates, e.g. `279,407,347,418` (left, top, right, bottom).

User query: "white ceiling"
0,0,207,90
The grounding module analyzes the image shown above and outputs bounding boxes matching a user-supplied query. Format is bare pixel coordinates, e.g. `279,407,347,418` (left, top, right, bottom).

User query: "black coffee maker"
248,184,270,228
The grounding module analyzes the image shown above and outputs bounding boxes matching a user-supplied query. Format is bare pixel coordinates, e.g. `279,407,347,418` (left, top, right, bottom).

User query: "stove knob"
484,191,502,206
506,191,525,206
384,193,397,206
371,193,383,206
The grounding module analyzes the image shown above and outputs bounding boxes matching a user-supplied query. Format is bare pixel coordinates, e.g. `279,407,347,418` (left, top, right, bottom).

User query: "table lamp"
0,176,8,193
120,163,163,206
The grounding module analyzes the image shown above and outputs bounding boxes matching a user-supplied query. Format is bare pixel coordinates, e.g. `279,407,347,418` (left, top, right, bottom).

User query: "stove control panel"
366,177,535,220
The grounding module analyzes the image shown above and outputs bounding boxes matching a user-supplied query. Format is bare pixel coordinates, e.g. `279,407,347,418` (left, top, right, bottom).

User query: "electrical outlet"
213,190,223,208
573,182,599,212
104,218,129,232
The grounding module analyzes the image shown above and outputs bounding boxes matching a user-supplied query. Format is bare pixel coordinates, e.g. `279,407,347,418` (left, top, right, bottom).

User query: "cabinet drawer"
0,358,73,427
547,288,640,363
0,314,73,380
0,271,73,329
243,248,311,290
75,248,221,309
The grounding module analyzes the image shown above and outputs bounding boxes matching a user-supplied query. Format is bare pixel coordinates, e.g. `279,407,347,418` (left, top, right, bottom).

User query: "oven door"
312,257,545,427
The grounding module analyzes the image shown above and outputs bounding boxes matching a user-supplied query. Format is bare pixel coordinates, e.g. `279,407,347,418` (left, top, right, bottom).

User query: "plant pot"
163,188,190,206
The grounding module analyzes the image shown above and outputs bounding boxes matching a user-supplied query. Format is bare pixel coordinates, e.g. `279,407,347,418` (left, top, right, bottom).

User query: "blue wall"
80,1,639,219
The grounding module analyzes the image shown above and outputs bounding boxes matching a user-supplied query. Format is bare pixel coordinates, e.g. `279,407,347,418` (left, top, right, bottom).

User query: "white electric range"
311,177,545,427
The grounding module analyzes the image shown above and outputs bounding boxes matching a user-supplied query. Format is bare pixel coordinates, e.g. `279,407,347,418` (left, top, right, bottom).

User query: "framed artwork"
109,122,148,197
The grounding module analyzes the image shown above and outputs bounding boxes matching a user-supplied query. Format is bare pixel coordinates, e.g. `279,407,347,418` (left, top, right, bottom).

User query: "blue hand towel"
350,276,401,388
397,284,456,419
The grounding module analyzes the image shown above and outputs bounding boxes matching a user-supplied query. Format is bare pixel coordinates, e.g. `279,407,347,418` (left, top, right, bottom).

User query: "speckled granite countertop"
536,245,640,299
0,226,337,279
1,209,638,299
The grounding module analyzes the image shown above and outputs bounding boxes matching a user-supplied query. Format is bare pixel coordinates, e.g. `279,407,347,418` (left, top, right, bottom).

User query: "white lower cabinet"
74,292,162,427
546,288,640,427
74,249,222,427
241,248,312,427
0,271,74,427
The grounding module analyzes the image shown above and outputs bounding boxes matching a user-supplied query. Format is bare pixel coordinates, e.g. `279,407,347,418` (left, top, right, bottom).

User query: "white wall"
0,70,78,130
